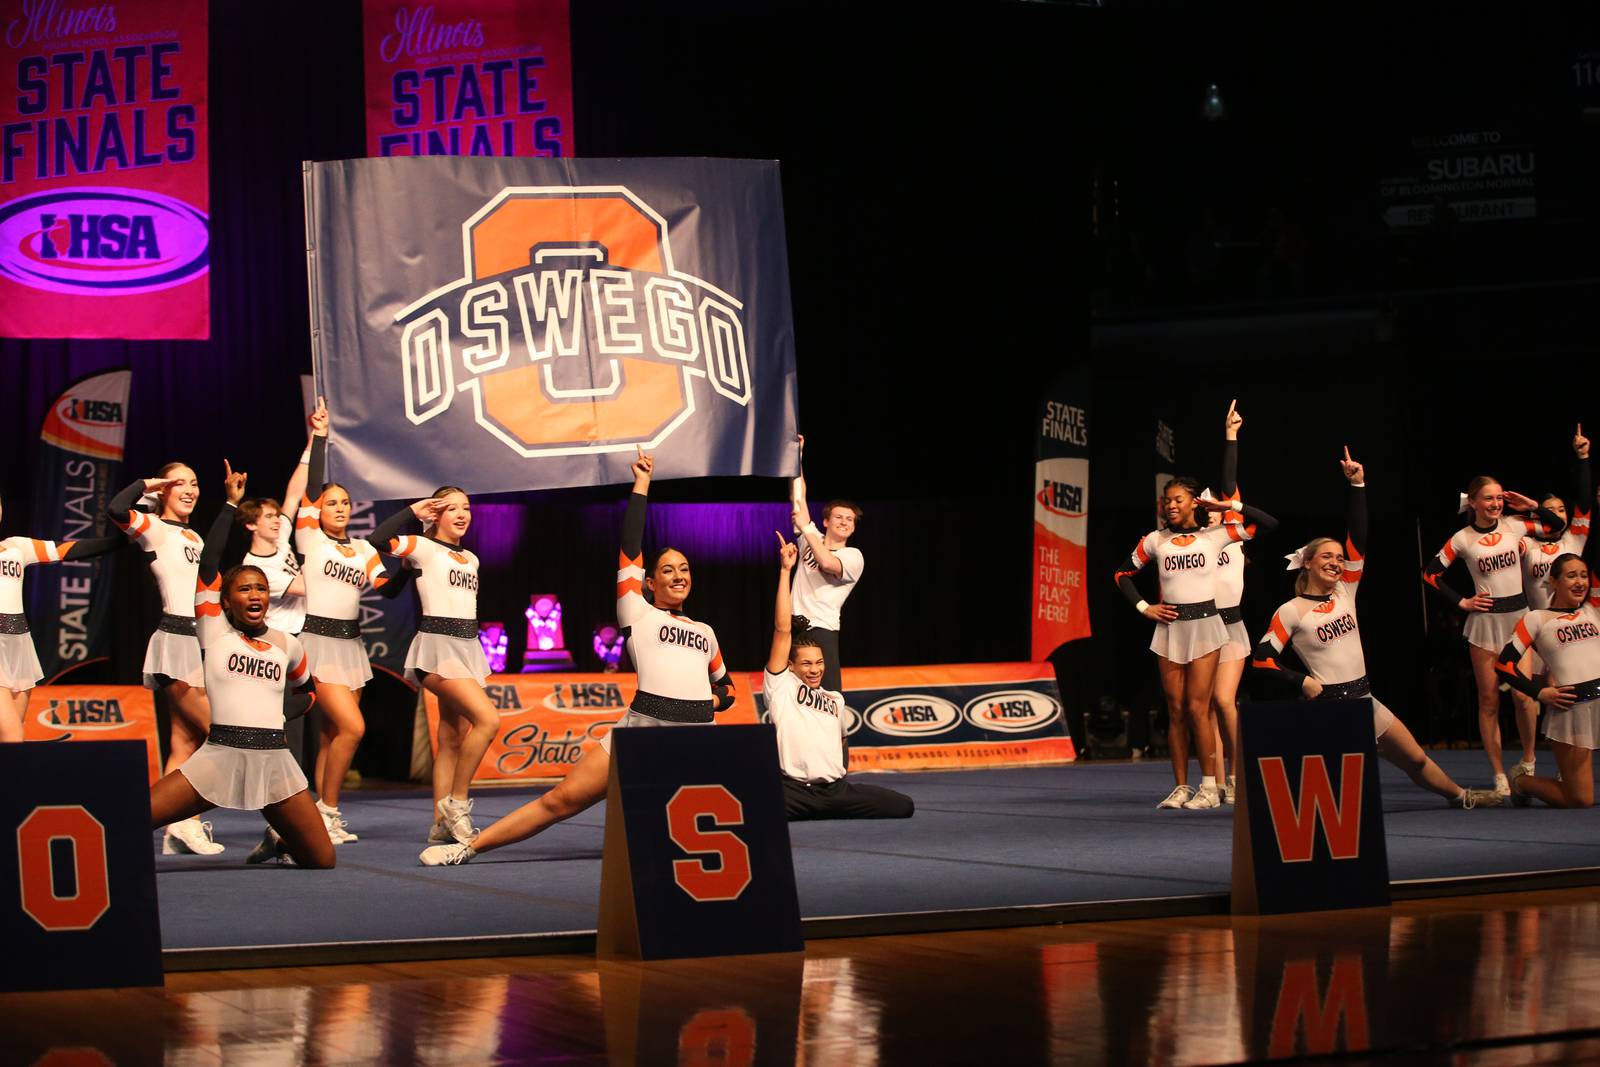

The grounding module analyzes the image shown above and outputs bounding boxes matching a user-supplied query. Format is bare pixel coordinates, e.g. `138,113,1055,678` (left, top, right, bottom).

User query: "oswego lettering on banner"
394,187,753,458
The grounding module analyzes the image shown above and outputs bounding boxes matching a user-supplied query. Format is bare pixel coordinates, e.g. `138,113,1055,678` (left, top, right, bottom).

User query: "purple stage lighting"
477,621,508,674
523,593,575,672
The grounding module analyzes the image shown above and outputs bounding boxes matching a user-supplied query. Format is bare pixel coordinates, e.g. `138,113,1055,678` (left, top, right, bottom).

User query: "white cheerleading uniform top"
1521,516,1590,611
1119,522,1246,605
114,509,203,617
1257,554,1368,687
1426,516,1543,601
791,543,863,631
0,537,72,613
249,513,306,633
1500,605,1600,688
390,534,479,618
763,667,847,781
195,575,309,729
617,551,729,701
298,494,394,621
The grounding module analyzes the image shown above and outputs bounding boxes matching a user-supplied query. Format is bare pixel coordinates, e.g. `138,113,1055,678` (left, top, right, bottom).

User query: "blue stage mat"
154,751,1600,956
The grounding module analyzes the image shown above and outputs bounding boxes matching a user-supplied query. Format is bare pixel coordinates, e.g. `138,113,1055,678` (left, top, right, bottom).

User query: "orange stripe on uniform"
1440,541,1457,565
1514,619,1533,649
391,535,416,556
617,577,642,599
1269,614,1290,644
196,602,222,618
1133,540,1150,564
709,651,724,673
619,551,643,569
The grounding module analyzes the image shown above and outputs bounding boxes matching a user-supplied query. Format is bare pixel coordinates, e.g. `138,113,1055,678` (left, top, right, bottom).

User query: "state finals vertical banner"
363,0,573,158
1031,369,1091,660
26,369,130,680
0,0,209,339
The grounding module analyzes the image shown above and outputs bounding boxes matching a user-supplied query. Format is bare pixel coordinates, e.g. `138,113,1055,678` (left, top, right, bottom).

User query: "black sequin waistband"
1316,676,1372,700
159,613,198,636
0,613,28,635
629,690,715,723
303,614,361,640
1563,677,1600,704
418,615,479,640
1169,600,1218,622
1489,593,1528,614
1219,604,1244,626
207,724,287,750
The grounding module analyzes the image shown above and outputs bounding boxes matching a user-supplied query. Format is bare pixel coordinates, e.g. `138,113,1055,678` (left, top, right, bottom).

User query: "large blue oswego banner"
303,157,799,499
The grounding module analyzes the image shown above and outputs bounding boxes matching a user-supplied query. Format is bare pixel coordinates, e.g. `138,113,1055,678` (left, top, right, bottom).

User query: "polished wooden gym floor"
8,888,1600,1065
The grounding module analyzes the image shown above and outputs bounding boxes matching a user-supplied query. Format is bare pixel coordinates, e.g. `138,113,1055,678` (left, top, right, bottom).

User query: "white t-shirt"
763,667,847,781
791,542,863,631
248,514,306,634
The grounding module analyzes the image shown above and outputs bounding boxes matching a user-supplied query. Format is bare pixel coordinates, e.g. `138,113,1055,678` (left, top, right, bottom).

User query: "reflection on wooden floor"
8,889,1600,1065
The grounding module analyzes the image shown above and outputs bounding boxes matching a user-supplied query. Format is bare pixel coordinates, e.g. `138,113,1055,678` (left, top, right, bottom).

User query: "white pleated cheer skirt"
1370,696,1398,739
302,633,373,689
0,632,44,691
179,742,308,809
1150,615,1228,664
142,630,204,690
1219,621,1252,664
1464,610,1523,654
600,709,703,753
1543,698,1600,751
404,632,490,686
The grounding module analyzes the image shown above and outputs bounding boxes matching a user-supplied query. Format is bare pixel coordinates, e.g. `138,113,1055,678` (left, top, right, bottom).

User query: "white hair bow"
1459,492,1471,514
1284,545,1310,571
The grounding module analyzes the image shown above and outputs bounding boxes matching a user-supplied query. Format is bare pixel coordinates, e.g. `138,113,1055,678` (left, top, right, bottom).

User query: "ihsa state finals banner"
0,0,209,339
363,0,572,158
304,156,800,499
1031,369,1091,659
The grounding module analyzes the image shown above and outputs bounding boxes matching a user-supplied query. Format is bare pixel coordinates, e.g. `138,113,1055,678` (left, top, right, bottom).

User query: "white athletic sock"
1201,775,1217,790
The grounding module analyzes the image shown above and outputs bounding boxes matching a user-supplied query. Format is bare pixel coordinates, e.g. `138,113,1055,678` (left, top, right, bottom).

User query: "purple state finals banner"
303,157,799,499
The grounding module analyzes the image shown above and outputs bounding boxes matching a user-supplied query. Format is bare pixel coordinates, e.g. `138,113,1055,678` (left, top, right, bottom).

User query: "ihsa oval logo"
0,187,209,295
963,690,1061,733
863,694,961,737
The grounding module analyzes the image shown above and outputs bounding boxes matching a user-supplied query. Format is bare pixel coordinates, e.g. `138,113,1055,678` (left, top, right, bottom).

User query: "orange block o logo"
17,806,111,932
666,785,752,902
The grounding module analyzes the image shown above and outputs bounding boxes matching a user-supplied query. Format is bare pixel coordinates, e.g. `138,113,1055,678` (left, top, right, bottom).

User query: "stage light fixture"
593,624,626,673
477,621,508,674
522,594,575,672
1201,82,1227,122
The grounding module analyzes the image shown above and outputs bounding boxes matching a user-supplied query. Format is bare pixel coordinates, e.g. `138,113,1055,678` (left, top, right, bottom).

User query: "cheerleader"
388,485,496,846
1423,476,1559,793
108,463,223,854
420,449,734,865
1210,399,1278,803
0,495,123,741
1114,471,1272,810
145,461,333,869
769,531,911,820
1253,450,1500,808
295,405,435,843
1496,549,1600,807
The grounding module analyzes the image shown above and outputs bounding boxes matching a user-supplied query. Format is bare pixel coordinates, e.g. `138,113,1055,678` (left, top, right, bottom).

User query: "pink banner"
0,0,209,339
363,0,573,158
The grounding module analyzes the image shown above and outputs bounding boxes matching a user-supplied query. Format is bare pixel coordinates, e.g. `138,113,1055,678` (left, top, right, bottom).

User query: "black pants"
810,626,843,694
783,777,914,821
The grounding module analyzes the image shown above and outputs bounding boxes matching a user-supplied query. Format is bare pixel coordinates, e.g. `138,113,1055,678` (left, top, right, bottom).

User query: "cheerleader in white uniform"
389,486,497,845
1497,548,1600,808
1423,476,1559,793
146,461,333,869
420,449,734,865
108,463,225,855
1210,400,1278,803
0,495,123,741
1115,472,1272,810
294,403,436,842
1253,450,1498,809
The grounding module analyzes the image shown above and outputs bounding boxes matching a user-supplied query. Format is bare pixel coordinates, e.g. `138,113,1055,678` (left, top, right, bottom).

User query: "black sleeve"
1114,567,1146,609
622,492,648,560
305,433,327,499
1495,640,1542,700
1531,505,1562,539
712,677,736,713
368,505,417,553
1577,453,1594,522
108,480,146,525
1250,634,1308,692
1346,485,1368,556
284,686,317,722
60,535,125,562
375,559,416,599
1422,531,1473,608
198,503,237,585
1236,501,1277,539
1219,439,1238,499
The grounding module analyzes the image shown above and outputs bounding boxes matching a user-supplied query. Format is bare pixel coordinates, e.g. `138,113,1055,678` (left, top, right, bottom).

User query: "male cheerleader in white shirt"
769,532,911,820
791,435,864,694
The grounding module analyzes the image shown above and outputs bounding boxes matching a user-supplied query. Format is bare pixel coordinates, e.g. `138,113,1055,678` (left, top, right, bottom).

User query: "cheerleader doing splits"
1423,476,1558,793
1115,474,1272,810
1497,550,1600,808
146,462,333,868
296,404,435,842
420,449,734,865
1254,450,1500,809
389,484,497,845
108,463,225,854
0,496,123,741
